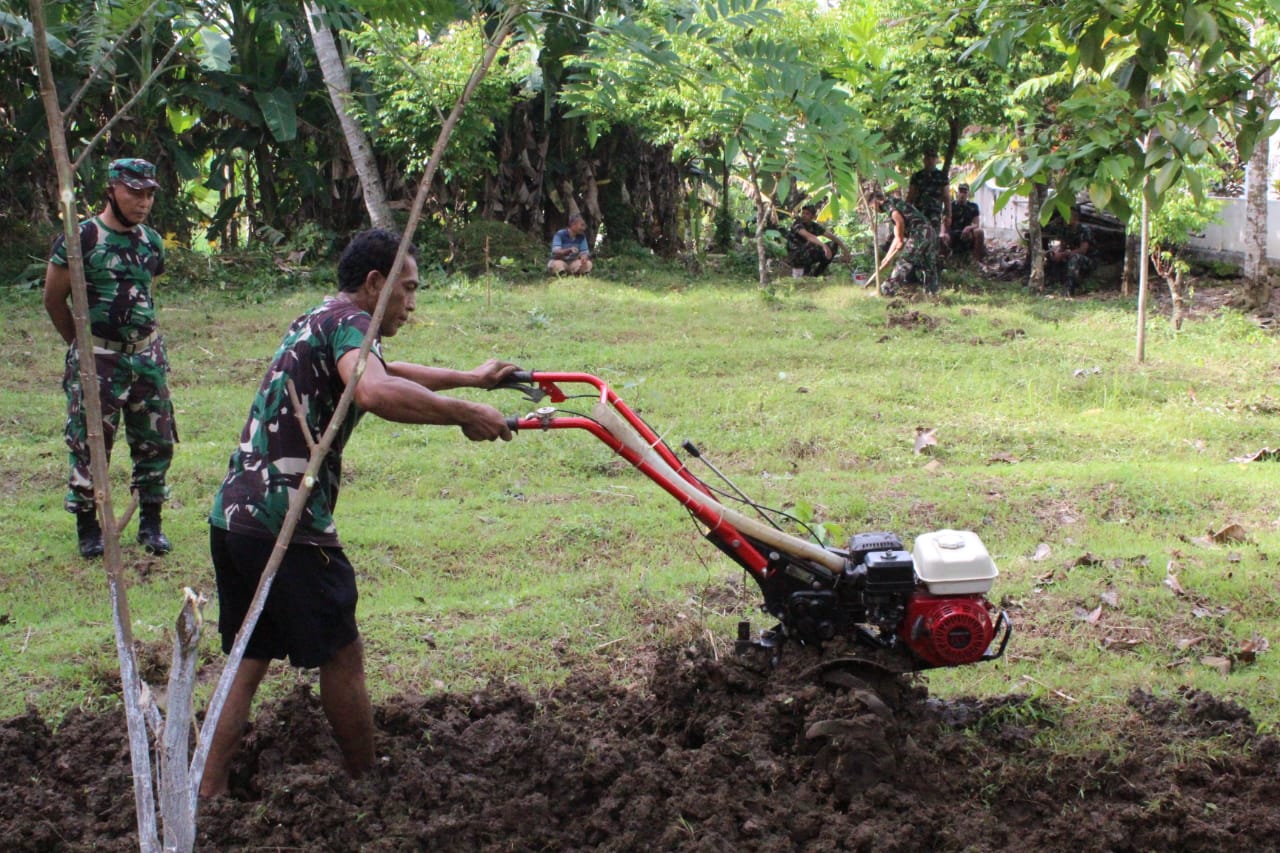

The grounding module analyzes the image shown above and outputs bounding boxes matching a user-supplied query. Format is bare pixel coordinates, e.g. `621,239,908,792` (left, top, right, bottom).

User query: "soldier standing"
43,158,177,558
906,147,952,252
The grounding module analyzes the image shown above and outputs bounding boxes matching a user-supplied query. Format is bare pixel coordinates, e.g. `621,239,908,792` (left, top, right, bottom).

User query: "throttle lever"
492,370,546,403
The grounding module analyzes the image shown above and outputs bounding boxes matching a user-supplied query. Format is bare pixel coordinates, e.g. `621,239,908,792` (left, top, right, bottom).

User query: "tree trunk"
254,143,279,231
1136,190,1150,363
1027,184,1047,291
162,589,205,851
743,150,771,288
1168,268,1187,331
714,153,733,252
1120,232,1140,296
1242,68,1271,313
304,1,395,231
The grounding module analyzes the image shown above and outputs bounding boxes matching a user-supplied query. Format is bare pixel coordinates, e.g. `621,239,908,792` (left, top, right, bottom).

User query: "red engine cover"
899,593,995,666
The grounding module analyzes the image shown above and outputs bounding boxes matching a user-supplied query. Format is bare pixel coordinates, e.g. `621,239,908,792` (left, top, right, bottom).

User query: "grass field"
2,258,1278,734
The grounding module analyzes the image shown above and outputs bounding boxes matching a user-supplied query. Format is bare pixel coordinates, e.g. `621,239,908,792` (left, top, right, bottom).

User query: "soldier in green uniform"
1045,208,1096,296
200,228,520,799
906,147,952,253
948,183,986,261
43,158,177,558
870,189,941,296
786,203,849,277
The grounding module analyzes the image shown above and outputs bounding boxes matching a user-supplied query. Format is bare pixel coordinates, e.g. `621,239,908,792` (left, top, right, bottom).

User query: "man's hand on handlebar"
471,358,524,389
461,402,514,442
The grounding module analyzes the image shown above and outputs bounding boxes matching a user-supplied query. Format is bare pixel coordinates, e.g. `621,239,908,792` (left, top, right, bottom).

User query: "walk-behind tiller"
501,371,1011,676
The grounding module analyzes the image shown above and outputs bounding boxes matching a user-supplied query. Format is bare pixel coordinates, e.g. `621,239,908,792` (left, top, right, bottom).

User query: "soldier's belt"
92,330,159,354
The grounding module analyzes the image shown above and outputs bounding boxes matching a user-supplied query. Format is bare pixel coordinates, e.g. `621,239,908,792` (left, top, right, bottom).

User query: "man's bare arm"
341,352,513,441
43,263,76,345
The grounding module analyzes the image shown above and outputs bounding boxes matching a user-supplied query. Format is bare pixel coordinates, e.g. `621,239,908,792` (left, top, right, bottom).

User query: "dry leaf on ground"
1209,523,1248,543
1200,655,1233,675
913,427,937,454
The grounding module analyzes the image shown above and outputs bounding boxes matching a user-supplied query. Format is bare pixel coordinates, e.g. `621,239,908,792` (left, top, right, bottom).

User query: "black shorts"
210,526,360,668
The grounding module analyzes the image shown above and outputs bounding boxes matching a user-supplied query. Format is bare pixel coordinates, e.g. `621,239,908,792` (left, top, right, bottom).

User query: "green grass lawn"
2,260,1278,734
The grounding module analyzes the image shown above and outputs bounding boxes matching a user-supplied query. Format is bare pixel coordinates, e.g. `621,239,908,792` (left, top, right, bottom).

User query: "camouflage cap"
108,158,159,190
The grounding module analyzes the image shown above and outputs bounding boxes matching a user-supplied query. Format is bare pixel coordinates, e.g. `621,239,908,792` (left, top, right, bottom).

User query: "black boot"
137,503,172,555
76,509,104,558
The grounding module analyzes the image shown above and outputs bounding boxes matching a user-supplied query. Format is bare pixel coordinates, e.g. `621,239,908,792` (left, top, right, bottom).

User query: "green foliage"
968,0,1272,224
564,0,892,285
1129,164,1225,256
0,219,51,289
850,0,1009,167
348,17,531,188
417,218,547,280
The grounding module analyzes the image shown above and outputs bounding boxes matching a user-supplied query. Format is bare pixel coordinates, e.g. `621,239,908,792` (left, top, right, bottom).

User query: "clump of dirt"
2,640,1278,852
884,305,940,331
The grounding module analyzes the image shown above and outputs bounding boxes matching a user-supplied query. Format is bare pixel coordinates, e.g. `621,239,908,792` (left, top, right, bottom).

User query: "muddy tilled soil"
2,640,1277,852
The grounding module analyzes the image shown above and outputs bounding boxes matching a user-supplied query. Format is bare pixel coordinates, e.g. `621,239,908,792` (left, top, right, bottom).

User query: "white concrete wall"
1188,199,1280,261
973,187,1280,263
969,130,1280,262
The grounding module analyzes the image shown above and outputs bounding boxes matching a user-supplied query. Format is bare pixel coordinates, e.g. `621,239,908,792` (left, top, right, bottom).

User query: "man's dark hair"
337,229,417,293
801,204,818,214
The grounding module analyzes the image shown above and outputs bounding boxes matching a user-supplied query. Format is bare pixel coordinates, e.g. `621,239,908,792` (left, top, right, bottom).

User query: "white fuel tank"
912,529,998,595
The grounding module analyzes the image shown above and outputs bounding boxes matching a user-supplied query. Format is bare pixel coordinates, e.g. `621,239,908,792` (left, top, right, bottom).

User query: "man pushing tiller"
201,229,519,797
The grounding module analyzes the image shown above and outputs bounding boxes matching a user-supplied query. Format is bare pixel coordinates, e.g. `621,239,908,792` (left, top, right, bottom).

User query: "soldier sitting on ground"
1044,208,1096,296
786,203,849,277
948,183,986,261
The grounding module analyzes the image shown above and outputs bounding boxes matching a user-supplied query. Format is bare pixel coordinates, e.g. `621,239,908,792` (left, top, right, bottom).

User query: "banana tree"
566,0,891,285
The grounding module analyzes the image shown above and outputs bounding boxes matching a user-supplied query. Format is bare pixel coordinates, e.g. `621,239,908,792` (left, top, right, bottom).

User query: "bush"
419,219,547,281
0,220,55,290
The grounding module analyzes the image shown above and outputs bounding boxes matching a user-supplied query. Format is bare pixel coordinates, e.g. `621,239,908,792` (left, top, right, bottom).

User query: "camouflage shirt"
50,216,165,343
907,167,949,224
883,198,933,243
210,296,382,546
1057,222,1096,256
787,218,828,253
951,199,979,232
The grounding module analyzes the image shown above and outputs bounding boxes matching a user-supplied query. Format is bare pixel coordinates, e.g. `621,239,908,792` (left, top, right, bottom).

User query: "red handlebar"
503,372,772,575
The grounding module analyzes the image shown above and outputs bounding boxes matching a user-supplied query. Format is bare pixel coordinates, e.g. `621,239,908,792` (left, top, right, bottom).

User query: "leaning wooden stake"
30,3,160,848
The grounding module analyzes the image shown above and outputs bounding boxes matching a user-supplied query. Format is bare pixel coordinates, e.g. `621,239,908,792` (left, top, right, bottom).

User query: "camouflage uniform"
946,197,980,255
908,167,949,231
786,219,837,277
51,215,176,512
949,198,979,235
1046,220,1097,295
210,296,378,545
880,198,941,296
